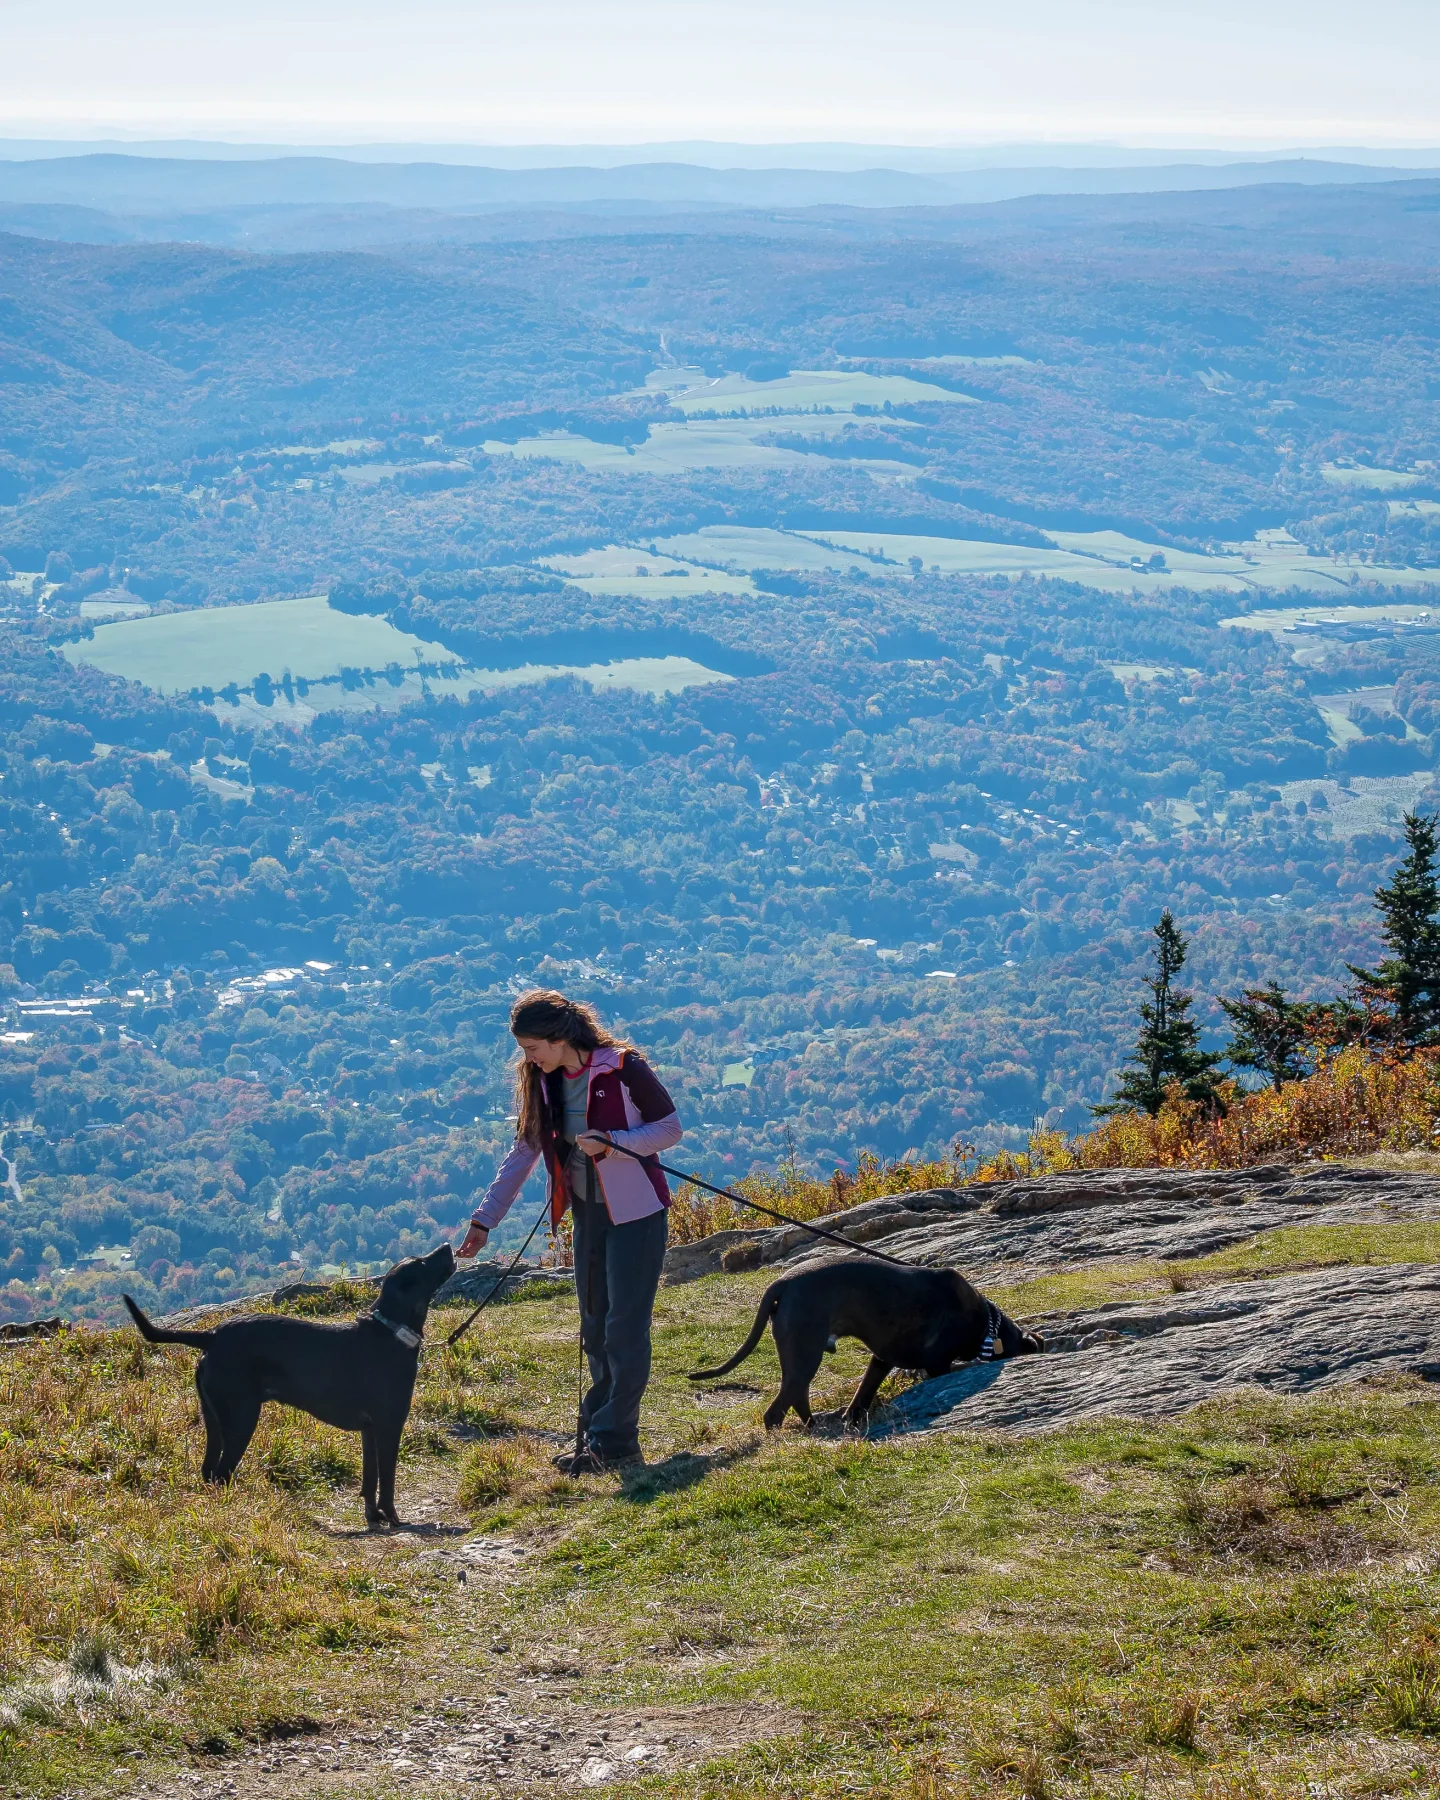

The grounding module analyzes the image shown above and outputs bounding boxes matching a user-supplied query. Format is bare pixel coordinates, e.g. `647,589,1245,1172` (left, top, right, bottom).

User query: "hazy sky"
6,0,1439,147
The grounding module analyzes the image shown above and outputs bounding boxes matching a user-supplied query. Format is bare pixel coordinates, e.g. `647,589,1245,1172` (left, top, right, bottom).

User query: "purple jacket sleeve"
607,1054,683,1158
472,1137,542,1230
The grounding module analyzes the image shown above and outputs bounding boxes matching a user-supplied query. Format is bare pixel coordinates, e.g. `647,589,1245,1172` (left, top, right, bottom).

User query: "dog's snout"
422,1243,457,1285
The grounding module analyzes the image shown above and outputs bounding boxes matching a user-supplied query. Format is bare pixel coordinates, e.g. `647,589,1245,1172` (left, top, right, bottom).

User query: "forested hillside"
2,176,1438,1324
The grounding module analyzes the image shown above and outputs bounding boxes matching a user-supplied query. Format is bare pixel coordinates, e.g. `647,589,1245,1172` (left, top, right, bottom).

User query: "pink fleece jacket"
472,1045,683,1228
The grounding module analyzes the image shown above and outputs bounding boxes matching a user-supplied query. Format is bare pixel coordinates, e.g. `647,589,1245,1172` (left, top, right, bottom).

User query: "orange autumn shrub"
975,1046,1440,1183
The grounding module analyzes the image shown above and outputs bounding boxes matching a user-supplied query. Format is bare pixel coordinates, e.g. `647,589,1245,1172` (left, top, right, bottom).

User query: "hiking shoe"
552,1445,642,1476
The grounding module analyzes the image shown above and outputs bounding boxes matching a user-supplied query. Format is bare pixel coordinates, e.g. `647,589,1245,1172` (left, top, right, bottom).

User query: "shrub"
977,1047,1440,1181
666,1145,976,1244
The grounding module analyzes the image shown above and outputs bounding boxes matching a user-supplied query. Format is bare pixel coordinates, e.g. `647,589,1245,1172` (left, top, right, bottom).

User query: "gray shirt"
560,1063,595,1201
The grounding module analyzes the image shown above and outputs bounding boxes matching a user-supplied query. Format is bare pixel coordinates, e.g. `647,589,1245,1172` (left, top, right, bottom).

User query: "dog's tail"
123,1294,215,1351
687,1281,783,1380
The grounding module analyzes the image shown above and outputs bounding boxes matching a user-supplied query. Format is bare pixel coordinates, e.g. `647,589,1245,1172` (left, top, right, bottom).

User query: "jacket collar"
548,1044,622,1088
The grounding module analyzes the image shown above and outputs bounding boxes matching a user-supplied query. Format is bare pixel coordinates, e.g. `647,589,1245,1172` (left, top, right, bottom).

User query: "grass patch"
470,1385,1440,1794
985,1221,1440,1324
0,1326,434,1795
9,1239,1440,1795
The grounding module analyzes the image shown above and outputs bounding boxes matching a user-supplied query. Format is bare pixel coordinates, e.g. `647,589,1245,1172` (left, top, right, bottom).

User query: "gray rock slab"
663,1165,1440,1286
437,1261,572,1304
871,1263,1440,1435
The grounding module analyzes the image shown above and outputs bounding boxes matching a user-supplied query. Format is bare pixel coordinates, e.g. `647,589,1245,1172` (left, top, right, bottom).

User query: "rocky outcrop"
662,1186,981,1283
871,1263,1440,1434
437,1261,572,1303
664,1164,1440,1434
662,1164,1440,1285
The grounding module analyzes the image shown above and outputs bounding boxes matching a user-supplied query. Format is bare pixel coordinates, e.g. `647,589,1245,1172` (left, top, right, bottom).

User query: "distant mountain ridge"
0,151,1435,219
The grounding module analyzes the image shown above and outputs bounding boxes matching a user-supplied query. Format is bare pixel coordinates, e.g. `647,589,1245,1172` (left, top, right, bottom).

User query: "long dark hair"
509,990,628,1148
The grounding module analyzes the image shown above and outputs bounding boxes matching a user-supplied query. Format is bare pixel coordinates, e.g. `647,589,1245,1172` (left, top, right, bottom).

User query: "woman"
457,990,682,1473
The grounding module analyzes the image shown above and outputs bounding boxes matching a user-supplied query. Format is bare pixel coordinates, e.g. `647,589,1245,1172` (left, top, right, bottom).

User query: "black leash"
601,1140,911,1269
446,1195,553,1346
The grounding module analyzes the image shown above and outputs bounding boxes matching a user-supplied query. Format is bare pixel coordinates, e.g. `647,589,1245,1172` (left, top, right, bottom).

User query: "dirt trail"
141,1692,790,1798
127,1477,794,1800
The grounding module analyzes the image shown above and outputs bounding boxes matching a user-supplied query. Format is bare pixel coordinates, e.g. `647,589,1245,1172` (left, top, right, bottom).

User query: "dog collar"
370,1310,423,1350
978,1302,1005,1363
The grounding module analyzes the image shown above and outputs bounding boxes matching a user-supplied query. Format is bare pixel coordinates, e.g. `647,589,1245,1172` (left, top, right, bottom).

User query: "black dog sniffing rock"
689,1258,1043,1428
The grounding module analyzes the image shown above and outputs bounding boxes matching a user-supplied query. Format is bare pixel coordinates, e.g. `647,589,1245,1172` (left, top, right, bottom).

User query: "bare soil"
141,1696,794,1798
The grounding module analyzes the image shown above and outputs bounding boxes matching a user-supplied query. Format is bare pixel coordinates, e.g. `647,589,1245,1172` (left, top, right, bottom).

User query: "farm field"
1322,462,1430,490
67,594,439,693
426,654,733,702
539,546,758,600
542,544,754,587
210,654,735,729
802,528,1440,595
1219,599,1440,636
1276,771,1435,837
638,523,1426,595
482,421,816,475
68,595,733,708
483,412,917,477
666,367,974,414
647,524,886,572
803,528,1129,582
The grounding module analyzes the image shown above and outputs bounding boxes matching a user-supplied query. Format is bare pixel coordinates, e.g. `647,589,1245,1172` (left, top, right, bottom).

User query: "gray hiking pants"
571,1199,668,1459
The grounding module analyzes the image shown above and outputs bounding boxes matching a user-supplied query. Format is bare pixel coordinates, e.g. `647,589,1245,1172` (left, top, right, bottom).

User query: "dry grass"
5,1274,1440,1797
0,1324,429,1792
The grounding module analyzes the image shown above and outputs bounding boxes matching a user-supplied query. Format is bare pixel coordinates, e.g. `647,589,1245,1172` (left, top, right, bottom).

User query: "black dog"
690,1257,1044,1428
123,1244,455,1527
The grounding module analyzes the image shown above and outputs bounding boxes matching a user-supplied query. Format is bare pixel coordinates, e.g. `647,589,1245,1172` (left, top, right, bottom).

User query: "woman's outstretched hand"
457,1222,489,1258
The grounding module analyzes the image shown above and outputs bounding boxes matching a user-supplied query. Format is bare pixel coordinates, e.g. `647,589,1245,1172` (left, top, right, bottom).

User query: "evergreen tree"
1096,910,1223,1115
1346,810,1440,1051
1217,981,1312,1089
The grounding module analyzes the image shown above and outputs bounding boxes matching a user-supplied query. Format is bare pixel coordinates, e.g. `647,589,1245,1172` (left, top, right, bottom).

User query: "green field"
484,421,816,475
484,411,918,478
541,545,758,598
668,367,973,415
647,525,880,573
1220,599,1439,635
68,596,733,719
79,596,149,620
67,594,437,692
427,655,732,703
810,528,1440,596
632,525,1440,598
1322,461,1429,491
